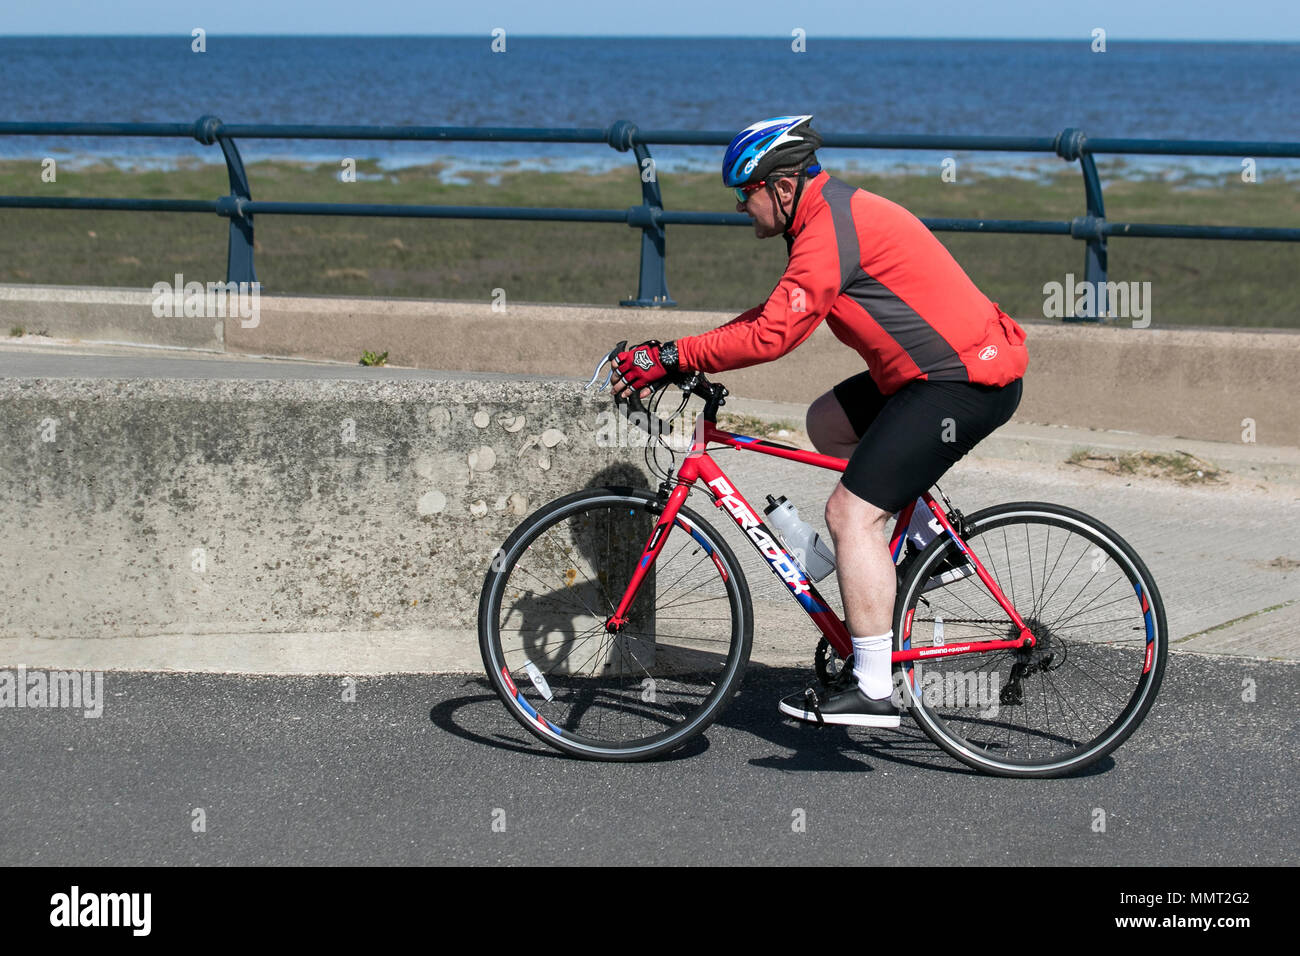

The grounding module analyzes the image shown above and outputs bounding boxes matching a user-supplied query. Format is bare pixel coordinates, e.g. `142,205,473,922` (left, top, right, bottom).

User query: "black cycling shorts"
832,370,1023,514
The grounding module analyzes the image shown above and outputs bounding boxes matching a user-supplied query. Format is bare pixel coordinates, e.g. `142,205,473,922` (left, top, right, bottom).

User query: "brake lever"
584,339,628,393
582,339,675,437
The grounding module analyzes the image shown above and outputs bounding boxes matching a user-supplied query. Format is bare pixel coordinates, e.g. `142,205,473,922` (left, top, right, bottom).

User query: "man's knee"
825,482,891,539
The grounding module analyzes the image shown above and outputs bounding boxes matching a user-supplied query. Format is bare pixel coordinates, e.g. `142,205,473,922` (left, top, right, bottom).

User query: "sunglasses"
732,163,822,204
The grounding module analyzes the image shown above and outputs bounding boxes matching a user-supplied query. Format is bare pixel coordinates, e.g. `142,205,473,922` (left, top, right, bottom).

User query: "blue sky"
4,0,1299,40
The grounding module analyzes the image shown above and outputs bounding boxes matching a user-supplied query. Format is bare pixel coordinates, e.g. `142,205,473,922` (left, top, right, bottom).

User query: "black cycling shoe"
779,685,901,728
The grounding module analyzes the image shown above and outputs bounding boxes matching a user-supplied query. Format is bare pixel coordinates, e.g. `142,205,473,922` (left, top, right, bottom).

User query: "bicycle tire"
479,485,753,760
892,501,1167,778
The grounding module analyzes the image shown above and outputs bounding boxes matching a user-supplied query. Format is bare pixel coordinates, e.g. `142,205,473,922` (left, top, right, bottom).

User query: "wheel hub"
1001,616,1066,705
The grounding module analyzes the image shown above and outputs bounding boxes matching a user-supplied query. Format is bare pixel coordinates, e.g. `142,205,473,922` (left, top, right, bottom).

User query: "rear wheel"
479,486,753,760
893,502,1166,778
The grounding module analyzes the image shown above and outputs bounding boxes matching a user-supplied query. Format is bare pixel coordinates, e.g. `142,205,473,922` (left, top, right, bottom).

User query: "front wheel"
893,501,1167,778
479,486,753,761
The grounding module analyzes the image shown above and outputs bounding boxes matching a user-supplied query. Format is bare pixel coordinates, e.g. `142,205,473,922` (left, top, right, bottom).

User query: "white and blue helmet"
722,115,823,187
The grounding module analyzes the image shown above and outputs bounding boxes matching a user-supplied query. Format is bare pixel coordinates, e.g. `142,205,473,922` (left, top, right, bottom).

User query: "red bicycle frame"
604,417,1037,663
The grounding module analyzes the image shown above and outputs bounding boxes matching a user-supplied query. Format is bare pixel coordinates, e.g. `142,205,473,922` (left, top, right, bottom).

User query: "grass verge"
2,159,1296,327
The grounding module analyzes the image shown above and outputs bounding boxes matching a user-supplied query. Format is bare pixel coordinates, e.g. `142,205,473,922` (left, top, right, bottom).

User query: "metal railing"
1,116,1297,315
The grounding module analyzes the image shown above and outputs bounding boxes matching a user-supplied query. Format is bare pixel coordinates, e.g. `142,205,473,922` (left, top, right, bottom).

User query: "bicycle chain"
911,617,1005,626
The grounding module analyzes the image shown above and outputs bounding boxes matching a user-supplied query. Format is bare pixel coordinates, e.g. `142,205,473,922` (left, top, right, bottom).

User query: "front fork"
604,477,694,633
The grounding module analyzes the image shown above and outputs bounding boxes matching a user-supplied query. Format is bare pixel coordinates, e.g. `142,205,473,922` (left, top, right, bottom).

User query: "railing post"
607,119,675,307
195,114,257,285
1056,127,1107,321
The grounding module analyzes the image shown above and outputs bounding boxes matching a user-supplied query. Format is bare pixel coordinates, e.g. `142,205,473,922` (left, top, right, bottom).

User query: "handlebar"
584,340,728,437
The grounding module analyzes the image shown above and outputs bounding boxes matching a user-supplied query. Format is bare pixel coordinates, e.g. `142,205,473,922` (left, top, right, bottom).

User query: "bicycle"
477,342,1167,777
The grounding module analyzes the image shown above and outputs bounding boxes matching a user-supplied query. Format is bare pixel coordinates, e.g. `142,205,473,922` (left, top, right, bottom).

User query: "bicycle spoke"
1035,523,1051,621
1044,574,1127,634
1001,525,1015,612
1048,612,1145,633
1035,538,1091,621
919,581,1012,639
653,540,711,601
518,622,607,675
1024,522,1037,622
653,591,738,613
509,551,609,623
655,562,723,610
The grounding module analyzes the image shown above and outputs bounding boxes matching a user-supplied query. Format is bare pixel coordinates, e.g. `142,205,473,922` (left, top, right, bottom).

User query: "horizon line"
1,33,1298,43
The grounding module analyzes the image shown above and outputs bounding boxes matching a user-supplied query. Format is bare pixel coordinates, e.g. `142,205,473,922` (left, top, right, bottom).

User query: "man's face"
736,176,797,238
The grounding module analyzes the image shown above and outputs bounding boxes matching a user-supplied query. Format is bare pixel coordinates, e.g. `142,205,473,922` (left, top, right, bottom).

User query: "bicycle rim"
480,489,752,760
895,502,1166,777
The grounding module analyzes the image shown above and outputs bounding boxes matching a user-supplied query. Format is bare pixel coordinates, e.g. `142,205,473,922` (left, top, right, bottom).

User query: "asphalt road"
2,658,1295,866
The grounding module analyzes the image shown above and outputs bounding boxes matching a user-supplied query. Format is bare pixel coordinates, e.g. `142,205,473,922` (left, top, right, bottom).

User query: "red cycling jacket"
675,171,1029,395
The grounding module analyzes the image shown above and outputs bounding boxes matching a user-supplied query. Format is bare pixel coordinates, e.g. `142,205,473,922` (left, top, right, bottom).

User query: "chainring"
814,636,855,688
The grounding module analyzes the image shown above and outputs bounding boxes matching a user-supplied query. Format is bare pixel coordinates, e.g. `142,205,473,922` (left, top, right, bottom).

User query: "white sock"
851,631,893,700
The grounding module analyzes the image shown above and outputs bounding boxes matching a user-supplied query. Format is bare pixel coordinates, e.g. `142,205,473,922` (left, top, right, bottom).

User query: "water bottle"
763,495,836,581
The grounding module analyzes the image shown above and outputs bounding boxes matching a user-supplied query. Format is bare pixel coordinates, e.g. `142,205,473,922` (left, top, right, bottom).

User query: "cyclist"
609,115,1027,729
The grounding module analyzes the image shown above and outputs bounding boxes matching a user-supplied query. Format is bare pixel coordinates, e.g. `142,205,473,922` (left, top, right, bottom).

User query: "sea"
1,36,1297,180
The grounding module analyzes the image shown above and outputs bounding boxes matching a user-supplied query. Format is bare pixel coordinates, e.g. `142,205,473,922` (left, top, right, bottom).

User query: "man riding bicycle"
609,115,1028,729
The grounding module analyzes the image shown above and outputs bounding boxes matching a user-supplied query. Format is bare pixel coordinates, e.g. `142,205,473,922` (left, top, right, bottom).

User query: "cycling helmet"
723,115,824,238
722,114,823,187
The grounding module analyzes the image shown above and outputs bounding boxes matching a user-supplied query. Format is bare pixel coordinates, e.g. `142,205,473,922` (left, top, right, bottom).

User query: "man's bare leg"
774,391,900,724
808,389,896,639
824,483,895,639
777,478,902,725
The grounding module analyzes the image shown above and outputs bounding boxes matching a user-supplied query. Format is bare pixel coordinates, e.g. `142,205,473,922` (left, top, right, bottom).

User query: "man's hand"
608,356,654,402
611,340,677,400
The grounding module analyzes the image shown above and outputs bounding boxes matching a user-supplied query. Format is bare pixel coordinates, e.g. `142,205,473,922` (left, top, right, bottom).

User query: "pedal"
803,686,825,727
